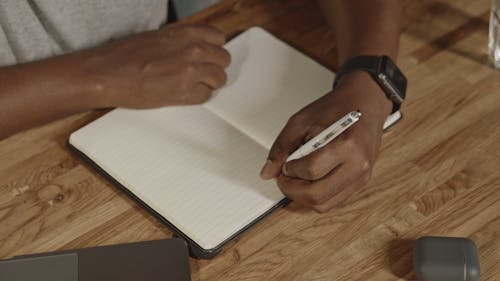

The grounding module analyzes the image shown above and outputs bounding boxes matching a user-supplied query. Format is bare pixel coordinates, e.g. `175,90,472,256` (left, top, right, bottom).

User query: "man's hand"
260,71,392,213
0,23,230,139
83,24,230,109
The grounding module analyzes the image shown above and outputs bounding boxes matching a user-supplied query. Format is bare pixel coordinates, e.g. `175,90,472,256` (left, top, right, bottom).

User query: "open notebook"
69,27,401,258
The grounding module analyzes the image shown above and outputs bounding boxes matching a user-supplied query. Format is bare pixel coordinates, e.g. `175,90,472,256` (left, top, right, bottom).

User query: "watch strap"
334,56,381,87
333,55,400,113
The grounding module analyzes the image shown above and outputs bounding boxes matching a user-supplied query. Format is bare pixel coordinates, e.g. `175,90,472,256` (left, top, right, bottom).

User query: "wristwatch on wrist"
333,55,407,113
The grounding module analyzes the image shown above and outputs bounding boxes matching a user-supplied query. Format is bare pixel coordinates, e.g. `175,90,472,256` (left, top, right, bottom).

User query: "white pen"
286,111,362,162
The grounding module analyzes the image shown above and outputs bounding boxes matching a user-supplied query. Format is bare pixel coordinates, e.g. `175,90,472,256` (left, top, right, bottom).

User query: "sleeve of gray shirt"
0,0,168,67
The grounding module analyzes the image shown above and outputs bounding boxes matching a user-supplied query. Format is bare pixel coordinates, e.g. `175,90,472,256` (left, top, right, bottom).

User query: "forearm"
0,24,231,140
263,1,404,210
0,54,102,139
317,0,402,119
317,0,402,64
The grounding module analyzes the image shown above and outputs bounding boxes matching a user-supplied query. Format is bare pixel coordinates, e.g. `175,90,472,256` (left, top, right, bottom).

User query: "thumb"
260,120,306,180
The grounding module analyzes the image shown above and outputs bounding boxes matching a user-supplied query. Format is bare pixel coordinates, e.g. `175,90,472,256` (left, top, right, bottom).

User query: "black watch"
333,55,407,113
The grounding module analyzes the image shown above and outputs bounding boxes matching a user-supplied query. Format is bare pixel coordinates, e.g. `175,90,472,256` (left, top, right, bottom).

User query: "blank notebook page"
69,107,283,250
206,27,334,149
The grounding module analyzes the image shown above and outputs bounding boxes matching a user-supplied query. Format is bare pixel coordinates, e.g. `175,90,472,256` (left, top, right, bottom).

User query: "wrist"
75,52,115,109
31,50,111,112
335,70,393,118
27,54,106,112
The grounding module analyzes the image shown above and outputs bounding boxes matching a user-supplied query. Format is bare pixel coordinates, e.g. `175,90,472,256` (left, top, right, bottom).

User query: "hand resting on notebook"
93,24,231,109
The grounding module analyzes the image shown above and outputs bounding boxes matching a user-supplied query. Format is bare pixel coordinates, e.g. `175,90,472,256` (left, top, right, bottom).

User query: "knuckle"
359,158,372,173
355,150,372,173
181,63,197,77
141,61,154,73
185,42,204,58
342,136,357,150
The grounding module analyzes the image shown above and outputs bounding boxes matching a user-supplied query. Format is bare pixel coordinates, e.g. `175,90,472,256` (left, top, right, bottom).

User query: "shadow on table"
387,239,418,281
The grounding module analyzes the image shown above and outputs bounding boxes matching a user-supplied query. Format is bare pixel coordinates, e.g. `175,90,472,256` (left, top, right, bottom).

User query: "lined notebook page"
69,27,336,251
69,106,284,250
205,27,334,149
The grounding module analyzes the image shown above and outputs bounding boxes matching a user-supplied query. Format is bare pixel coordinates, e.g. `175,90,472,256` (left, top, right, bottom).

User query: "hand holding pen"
260,72,394,212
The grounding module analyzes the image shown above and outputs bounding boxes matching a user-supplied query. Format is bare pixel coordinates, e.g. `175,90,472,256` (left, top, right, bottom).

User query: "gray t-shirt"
0,0,167,66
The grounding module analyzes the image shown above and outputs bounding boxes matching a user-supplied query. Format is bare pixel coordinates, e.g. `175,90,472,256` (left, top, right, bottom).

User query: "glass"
490,0,500,68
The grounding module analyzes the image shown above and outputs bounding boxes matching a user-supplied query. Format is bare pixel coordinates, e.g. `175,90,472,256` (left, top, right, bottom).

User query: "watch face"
381,56,407,99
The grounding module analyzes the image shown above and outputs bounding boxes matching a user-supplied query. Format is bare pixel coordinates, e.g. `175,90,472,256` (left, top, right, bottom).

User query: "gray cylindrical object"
413,236,480,281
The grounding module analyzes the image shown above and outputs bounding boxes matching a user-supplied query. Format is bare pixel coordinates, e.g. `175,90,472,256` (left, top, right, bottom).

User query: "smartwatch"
333,55,407,113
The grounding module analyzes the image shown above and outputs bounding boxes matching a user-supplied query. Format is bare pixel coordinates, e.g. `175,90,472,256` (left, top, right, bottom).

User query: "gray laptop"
0,239,190,281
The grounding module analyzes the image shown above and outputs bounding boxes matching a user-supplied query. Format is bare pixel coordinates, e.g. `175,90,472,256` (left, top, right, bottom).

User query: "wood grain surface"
1,0,499,280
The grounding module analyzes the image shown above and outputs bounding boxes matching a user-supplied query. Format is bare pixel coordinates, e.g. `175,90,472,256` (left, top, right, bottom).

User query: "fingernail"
281,164,289,176
260,159,273,179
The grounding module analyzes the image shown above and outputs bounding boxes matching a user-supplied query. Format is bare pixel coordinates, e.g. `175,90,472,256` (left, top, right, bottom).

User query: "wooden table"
1,0,499,280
